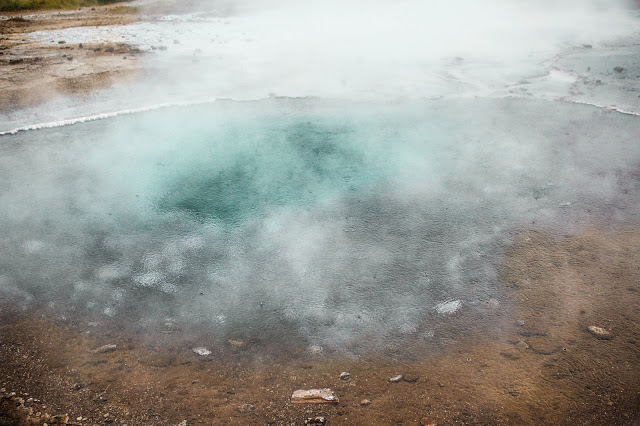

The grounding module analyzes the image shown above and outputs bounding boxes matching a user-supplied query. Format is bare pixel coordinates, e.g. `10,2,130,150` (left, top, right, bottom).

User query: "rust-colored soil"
1,227,639,425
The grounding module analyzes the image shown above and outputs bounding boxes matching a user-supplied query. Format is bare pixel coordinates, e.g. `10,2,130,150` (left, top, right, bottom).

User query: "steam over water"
1,0,640,354
2,97,640,351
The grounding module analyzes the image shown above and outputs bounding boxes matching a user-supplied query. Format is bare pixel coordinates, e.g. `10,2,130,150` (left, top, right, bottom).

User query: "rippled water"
2,97,639,354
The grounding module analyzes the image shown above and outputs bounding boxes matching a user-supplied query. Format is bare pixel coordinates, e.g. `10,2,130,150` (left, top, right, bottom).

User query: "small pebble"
228,339,244,348
192,347,211,356
91,344,117,354
588,325,613,340
360,399,371,405
291,388,338,404
339,371,351,380
389,375,403,383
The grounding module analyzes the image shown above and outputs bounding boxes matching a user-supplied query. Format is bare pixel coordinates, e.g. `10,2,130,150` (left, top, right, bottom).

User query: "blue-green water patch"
155,116,382,226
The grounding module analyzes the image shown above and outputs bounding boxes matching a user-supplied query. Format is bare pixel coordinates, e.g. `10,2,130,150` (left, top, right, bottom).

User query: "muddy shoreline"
2,227,639,425
0,5,142,112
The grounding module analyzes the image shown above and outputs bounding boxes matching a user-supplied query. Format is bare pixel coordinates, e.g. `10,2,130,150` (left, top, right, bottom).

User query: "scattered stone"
104,46,115,53
291,388,338,404
91,344,116,354
58,40,66,44
79,43,83,49
588,325,613,339
421,418,437,426
614,66,624,73
434,299,462,315
76,416,83,421
72,383,82,391
389,375,403,383
67,56,73,61
583,44,593,48
192,347,211,356
176,421,187,426
360,399,371,405
308,345,323,355
339,371,351,380
235,403,254,414
228,339,244,348
305,417,326,425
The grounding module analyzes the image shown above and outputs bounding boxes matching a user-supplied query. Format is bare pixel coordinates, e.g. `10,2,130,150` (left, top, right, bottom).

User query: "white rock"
389,375,403,383
192,347,211,356
587,325,613,339
435,299,462,315
291,388,338,404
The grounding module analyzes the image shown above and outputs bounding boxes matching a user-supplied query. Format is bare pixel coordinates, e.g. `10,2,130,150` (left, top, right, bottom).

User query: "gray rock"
339,371,350,380
91,344,116,354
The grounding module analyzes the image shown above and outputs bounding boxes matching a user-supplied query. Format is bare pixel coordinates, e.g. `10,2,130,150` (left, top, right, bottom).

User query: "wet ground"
0,5,141,112
2,226,639,425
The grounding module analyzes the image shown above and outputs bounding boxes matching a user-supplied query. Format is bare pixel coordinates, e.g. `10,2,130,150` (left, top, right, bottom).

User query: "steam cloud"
1,0,639,353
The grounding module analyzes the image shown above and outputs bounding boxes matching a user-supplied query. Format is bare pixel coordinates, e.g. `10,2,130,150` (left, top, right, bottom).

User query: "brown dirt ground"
0,5,142,112
1,226,639,425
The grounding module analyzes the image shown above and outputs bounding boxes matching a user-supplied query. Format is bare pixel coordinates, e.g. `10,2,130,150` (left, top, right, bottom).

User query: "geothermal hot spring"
1,0,640,424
